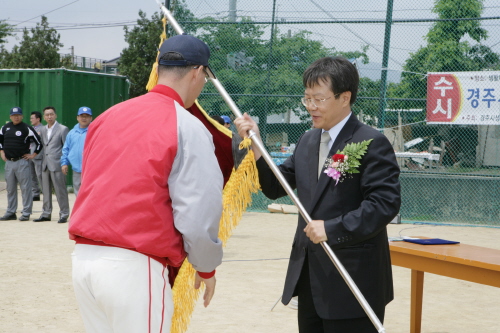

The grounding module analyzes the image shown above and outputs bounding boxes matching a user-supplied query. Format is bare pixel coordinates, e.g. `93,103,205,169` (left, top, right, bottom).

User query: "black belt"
8,157,23,161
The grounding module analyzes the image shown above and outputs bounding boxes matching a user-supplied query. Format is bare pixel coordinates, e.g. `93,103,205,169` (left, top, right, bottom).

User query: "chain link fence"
173,0,500,225
57,53,117,74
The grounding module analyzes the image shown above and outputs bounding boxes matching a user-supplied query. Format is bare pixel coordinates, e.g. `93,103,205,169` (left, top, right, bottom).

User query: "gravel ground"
1,187,499,333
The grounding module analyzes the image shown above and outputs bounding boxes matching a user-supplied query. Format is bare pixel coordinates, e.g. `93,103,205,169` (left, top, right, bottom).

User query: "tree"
395,0,499,100
245,29,334,124
194,17,267,115
336,45,370,66
120,3,369,121
119,11,164,97
0,20,13,67
196,25,368,122
0,16,62,69
60,54,79,70
353,77,383,125
119,0,197,98
0,19,13,45
195,25,330,126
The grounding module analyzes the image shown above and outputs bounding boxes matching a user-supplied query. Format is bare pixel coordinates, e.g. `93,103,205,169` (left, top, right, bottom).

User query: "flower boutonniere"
323,139,373,185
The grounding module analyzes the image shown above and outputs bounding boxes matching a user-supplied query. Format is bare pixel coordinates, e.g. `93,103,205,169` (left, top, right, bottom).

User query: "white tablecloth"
395,152,440,161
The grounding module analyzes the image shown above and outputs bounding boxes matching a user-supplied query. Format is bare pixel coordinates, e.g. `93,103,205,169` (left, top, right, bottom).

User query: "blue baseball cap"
10,107,22,115
158,34,216,79
221,115,231,124
77,106,92,116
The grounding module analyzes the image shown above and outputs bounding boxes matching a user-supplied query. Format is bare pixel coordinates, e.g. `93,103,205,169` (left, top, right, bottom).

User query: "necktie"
318,131,331,178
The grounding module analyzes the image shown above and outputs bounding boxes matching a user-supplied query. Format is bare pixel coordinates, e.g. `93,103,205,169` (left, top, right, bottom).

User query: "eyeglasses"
301,92,341,108
193,66,209,83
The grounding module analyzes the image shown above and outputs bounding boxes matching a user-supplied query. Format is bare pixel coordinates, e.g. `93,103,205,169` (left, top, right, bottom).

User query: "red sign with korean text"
427,74,462,123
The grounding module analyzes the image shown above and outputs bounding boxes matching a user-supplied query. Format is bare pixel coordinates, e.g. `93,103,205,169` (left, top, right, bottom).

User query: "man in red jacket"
69,34,223,333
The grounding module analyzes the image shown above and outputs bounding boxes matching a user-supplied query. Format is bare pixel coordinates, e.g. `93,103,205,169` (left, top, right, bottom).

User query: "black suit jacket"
257,114,401,320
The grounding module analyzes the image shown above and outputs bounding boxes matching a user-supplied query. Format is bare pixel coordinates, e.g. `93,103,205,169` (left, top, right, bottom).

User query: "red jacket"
69,86,187,267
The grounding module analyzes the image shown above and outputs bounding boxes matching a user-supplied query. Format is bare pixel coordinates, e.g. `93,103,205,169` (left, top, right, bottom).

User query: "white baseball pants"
72,244,173,333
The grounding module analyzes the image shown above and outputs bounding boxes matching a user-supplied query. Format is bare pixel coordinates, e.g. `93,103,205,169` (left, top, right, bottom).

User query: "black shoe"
19,215,30,221
33,196,40,201
57,218,68,224
0,213,17,221
33,216,51,222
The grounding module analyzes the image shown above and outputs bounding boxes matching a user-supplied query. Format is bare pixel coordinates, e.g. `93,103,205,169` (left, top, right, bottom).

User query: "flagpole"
153,1,385,331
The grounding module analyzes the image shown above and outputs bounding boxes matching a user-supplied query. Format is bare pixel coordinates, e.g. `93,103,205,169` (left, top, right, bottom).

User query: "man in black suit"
235,57,401,332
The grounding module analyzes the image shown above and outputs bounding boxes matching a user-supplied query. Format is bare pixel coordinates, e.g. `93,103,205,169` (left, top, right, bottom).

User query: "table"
389,239,500,333
270,152,292,166
395,152,441,169
395,152,440,161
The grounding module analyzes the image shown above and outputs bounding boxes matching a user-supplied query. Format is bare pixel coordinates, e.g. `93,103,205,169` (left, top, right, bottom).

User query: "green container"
0,69,130,182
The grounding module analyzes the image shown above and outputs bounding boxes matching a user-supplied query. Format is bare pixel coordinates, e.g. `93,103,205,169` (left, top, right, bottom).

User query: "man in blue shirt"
61,106,92,196
221,115,231,128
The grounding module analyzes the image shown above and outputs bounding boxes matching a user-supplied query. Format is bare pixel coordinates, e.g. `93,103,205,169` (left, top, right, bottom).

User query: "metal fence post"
377,0,394,130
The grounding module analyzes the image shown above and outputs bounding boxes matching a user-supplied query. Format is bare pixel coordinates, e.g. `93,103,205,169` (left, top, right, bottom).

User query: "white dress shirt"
322,113,352,149
47,121,59,141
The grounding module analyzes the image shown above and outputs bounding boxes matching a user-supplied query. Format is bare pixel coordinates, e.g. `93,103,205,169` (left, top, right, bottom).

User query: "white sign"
427,71,500,125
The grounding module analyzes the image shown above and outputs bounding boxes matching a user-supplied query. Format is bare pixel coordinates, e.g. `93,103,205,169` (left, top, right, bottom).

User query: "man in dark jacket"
235,57,401,333
0,107,43,221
